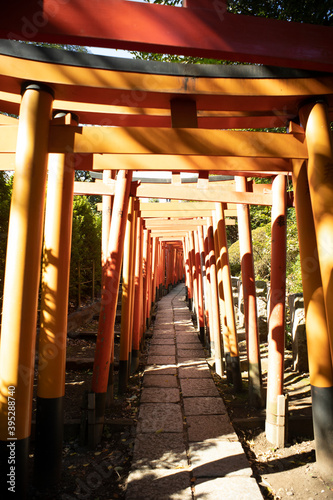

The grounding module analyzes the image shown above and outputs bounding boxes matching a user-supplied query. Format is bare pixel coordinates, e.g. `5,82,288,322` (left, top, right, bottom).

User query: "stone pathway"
126,284,263,500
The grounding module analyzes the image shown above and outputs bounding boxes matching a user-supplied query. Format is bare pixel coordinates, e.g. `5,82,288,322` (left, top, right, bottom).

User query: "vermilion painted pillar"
195,230,205,338
184,235,193,308
119,197,136,393
189,231,199,320
142,228,148,330
0,84,53,498
292,158,333,480
235,179,262,404
198,224,209,345
207,217,223,376
132,213,143,371
146,230,152,326
265,174,287,447
298,101,333,480
102,170,112,266
91,171,133,429
215,203,242,391
34,113,77,490
204,225,212,350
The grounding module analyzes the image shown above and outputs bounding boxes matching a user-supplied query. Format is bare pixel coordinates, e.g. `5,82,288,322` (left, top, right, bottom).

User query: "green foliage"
69,197,101,306
228,207,303,293
228,0,332,25
0,172,13,304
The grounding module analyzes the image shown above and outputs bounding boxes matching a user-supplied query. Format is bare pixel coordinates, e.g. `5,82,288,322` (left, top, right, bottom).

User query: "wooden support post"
198,224,209,345
142,228,148,331
206,217,223,377
195,229,205,339
0,84,53,498
91,170,132,442
34,112,77,490
102,170,112,266
292,158,333,481
298,101,333,481
215,202,243,391
119,197,136,394
235,178,262,403
132,213,143,372
204,226,212,351
190,231,199,321
146,231,152,325
265,175,287,447
184,235,193,309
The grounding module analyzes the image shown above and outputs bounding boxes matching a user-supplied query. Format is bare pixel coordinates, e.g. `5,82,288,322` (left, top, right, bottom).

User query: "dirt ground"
29,315,333,500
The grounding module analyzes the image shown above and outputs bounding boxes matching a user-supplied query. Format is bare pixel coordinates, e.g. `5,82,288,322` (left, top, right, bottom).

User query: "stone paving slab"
183,396,227,416
180,378,220,397
145,365,177,376
189,439,253,477
137,403,183,433
149,345,176,356
147,355,176,365
150,337,175,345
176,334,201,343
143,373,178,388
178,348,205,359
126,469,193,500
178,364,211,379
187,415,238,442
193,477,263,500
177,342,202,350
151,332,175,338
140,387,180,403
132,433,188,469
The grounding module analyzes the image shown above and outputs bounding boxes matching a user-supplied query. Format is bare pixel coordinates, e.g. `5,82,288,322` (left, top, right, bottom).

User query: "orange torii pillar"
102,170,113,265
265,174,287,447
132,215,144,372
235,178,263,405
215,203,242,391
0,84,53,498
292,157,333,481
189,231,199,320
198,224,209,346
146,231,153,325
91,171,132,440
204,225,213,351
206,217,223,376
183,236,193,308
142,227,149,329
119,197,137,393
299,101,333,479
34,113,77,490
195,230,205,339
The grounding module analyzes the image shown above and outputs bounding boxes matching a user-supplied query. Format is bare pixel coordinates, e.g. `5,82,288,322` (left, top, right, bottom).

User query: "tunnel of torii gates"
0,0,333,496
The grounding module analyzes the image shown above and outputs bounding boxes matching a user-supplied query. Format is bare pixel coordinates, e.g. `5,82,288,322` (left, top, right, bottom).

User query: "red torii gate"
0,2,333,497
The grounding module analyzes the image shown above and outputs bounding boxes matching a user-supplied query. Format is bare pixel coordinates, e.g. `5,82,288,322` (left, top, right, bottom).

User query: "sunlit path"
126,284,263,500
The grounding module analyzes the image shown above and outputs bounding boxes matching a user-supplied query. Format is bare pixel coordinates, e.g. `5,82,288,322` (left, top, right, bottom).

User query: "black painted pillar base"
118,360,129,394
312,385,333,483
131,349,140,373
225,352,233,385
188,298,192,311
248,361,264,408
231,355,243,393
105,363,114,408
199,326,205,344
0,437,30,499
33,396,64,489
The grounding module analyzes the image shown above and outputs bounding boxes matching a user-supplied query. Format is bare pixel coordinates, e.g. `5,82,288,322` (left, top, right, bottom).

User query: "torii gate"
0,2,332,496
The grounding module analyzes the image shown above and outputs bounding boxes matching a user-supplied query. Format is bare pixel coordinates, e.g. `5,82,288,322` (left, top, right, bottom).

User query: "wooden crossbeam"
0,125,307,159
74,179,273,205
2,1,333,72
